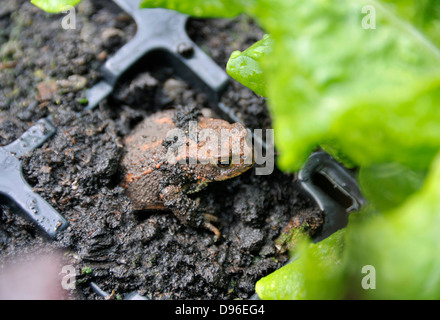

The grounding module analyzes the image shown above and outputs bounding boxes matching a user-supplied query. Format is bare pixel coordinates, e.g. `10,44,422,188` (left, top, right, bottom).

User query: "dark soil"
0,0,322,299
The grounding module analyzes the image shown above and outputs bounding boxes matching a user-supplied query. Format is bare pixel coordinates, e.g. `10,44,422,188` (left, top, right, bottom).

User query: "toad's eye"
216,157,232,168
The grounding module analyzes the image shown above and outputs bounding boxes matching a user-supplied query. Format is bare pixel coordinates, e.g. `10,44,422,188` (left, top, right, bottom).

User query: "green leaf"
140,0,244,18
257,153,440,300
226,34,273,96
382,0,440,47
359,163,426,212
346,153,440,299
252,0,440,171
31,0,82,13
255,230,346,300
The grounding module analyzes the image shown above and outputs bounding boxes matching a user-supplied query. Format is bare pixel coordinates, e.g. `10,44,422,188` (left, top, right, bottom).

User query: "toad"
121,108,254,239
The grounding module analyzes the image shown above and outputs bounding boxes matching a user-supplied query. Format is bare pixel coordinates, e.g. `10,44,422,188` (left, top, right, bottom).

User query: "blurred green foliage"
140,0,244,17
31,0,82,13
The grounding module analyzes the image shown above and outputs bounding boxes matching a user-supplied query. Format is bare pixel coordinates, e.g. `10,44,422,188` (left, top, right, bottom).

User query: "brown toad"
121,108,253,238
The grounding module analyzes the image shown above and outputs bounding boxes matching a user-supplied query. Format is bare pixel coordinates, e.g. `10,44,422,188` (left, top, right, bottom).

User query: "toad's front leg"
160,185,221,239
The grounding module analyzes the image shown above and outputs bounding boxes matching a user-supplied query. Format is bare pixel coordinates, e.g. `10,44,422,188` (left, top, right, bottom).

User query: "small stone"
40,166,52,174
37,81,57,102
163,78,187,101
177,42,194,58
101,28,125,49
97,51,108,61
56,75,88,91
